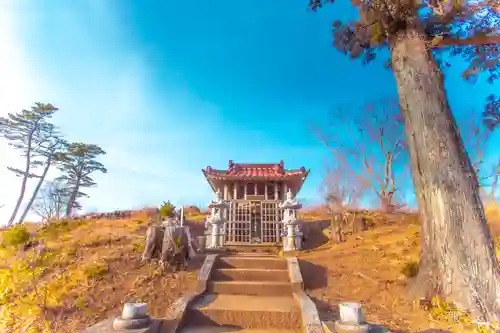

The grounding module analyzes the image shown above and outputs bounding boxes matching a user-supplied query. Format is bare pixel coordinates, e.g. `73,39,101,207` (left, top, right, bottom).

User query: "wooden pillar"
224,183,228,200
244,183,248,200
254,183,257,195
234,181,238,199
283,183,288,200
274,183,278,201
264,183,268,200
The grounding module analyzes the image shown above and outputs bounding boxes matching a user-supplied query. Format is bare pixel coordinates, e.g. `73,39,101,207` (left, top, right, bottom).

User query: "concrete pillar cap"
122,303,148,320
339,302,365,324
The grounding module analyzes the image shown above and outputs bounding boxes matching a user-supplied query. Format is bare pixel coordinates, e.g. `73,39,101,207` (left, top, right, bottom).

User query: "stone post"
82,302,161,333
334,302,370,333
279,189,302,252
208,189,228,249
113,303,151,330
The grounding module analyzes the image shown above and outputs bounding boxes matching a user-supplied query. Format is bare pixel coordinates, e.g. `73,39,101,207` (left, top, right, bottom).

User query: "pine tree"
0,103,59,226
56,142,107,217
310,0,500,322
17,126,66,224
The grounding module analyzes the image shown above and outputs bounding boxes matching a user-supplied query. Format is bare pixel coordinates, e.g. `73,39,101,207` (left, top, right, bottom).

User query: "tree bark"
17,156,53,224
7,134,34,227
142,225,161,262
390,28,500,322
330,214,344,244
353,215,367,233
65,175,81,217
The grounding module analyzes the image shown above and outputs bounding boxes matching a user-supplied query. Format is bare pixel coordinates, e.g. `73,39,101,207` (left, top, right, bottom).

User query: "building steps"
179,326,302,332
207,280,292,296
180,254,304,332
185,294,301,329
216,256,288,270
211,268,289,282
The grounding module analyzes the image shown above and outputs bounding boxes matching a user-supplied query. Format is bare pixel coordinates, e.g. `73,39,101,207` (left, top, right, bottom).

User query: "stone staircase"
81,253,379,333
179,254,304,332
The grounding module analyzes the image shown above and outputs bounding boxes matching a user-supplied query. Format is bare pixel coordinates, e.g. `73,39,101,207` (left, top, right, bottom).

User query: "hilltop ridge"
1,205,500,332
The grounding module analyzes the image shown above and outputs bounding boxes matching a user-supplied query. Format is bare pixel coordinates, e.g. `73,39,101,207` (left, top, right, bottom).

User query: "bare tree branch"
311,99,407,211
31,181,70,223
460,113,499,203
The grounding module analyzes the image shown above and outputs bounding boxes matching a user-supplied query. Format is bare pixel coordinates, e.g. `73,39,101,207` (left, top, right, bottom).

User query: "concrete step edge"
209,280,291,285
215,268,288,272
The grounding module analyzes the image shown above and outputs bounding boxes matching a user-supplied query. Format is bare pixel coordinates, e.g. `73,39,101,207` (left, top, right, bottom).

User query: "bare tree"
322,163,367,243
461,114,500,204
323,163,365,213
312,99,407,212
31,181,69,222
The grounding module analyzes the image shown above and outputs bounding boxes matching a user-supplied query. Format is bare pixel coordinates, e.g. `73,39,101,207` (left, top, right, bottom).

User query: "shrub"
401,260,419,278
38,219,86,240
83,261,109,279
159,201,176,218
1,225,31,247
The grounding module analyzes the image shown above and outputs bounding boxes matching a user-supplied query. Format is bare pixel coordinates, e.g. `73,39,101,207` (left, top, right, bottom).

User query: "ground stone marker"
334,302,370,333
113,303,152,330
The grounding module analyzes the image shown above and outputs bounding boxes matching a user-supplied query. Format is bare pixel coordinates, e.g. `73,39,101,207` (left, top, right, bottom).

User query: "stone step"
179,325,302,332
211,268,289,282
207,280,293,296
216,256,287,270
186,294,301,329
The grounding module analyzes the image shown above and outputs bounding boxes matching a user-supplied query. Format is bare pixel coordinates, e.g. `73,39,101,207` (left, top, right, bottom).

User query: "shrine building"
202,160,309,245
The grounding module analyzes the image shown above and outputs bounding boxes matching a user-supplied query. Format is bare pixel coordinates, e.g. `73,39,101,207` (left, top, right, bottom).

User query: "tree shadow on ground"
298,259,328,290
309,296,340,322
302,220,330,250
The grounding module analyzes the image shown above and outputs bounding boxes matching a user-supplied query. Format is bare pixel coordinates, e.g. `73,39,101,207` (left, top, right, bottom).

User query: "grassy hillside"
0,205,499,333
0,210,202,333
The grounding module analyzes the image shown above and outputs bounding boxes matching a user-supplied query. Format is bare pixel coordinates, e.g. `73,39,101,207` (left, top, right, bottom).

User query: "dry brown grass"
299,202,500,333
0,210,201,333
2,203,500,333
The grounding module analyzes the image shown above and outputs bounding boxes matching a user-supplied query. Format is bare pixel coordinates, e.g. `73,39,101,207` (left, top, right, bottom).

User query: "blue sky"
0,0,498,223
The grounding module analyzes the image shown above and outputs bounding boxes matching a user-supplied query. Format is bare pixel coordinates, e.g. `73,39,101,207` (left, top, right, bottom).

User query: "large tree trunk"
390,28,500,322
17,157,52,224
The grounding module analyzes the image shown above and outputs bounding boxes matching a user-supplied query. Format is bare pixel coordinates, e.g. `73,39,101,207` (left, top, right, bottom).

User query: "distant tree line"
0,103,107,227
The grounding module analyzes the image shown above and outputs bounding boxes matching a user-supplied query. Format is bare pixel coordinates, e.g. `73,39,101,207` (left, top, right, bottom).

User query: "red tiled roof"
202,160,309,180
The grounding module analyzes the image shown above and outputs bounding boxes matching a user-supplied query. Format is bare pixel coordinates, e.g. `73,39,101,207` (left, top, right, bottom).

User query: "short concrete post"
334,302,370,333
113,302,152,330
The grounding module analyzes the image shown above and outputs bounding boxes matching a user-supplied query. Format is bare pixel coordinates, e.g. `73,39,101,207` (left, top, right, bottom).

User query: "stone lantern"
279,188,302,252
208,188,228,248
